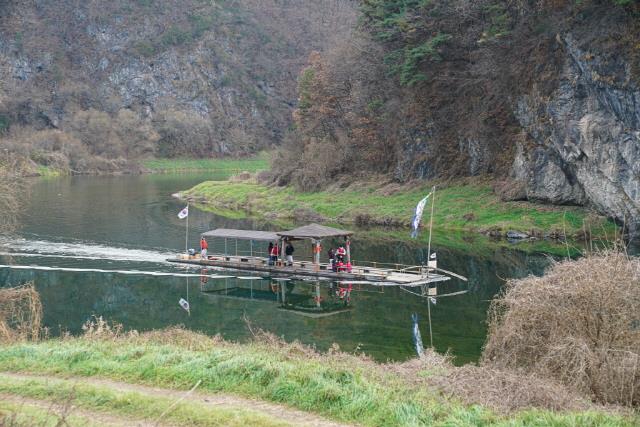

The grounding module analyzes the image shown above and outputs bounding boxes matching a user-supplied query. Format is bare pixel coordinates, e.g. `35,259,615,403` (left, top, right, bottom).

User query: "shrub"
0,114,10,133
483,251,640,406
0,283,42,344
160,26,193,47
154,109,220,157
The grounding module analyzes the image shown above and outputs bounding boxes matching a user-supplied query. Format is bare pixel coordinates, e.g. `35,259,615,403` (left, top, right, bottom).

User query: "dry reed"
0,282,43,344
483,251,640,407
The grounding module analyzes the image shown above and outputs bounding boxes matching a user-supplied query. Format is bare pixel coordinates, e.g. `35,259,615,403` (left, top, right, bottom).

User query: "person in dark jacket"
285,241,295,266
328,248,336,271
268,242,274,265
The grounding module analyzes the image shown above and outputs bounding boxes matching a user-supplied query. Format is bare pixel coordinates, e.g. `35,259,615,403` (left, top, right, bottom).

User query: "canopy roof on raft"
277,223,353,240
201,224,353,242
201,229,280,242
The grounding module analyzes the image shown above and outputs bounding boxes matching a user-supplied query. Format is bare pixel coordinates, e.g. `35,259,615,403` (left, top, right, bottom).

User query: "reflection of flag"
411,193,432,238
429,297,437,305
179,298,190,311
177,206,189,219
411,313,424,358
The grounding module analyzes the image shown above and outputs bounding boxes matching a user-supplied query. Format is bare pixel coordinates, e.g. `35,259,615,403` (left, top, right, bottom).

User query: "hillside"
0,0,356,173
272,0,640,231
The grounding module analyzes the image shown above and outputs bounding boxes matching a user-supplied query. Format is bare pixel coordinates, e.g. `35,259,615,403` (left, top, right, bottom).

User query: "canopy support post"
346,239,351,265
280,238,285,266
313,239,321,271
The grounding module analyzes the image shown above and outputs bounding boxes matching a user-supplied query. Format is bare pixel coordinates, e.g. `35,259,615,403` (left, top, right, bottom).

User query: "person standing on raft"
270,242,279,265
200,237,208,259
285,241,295,266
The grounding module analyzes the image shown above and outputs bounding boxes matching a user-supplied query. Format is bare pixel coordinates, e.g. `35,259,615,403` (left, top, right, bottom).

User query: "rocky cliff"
513,34,640,231
0,0,355,171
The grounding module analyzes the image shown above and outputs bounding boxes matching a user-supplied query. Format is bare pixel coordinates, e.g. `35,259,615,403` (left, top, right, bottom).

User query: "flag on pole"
411,193,432,238
430,252,437,259
429,297,437,305
177,206,189,219
179,298,190,312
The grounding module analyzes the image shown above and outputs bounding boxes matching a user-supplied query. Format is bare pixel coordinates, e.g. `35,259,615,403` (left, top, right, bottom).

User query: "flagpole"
426,185,436,274
185,201,189,254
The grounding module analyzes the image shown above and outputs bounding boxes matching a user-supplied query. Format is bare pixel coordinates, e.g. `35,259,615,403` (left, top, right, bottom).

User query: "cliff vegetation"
272,0,640,230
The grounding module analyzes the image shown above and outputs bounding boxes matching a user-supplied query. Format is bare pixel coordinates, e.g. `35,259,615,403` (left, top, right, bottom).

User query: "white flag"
429,297,437,305
177,206,189,219
179,298,190,311
411,193,431,238
430,252,437,259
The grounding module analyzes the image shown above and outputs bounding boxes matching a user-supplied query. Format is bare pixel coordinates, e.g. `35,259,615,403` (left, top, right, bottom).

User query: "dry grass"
429,365,593,413
0,283,43,344
483,251,640,407
0,155,22,234
388,349,595,414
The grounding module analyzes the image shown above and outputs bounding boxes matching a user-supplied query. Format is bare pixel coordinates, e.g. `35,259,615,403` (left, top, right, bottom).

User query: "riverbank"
17,153,271,178
0,327,635,427
179,177,616,243
142,152,270,173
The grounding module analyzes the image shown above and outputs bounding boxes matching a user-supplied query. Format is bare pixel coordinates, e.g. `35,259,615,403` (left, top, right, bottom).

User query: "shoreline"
176,178,617,253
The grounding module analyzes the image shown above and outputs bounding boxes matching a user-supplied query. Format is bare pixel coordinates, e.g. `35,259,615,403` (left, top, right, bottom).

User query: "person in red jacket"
335,246,346,271
270,242,280,265
200,237,208,259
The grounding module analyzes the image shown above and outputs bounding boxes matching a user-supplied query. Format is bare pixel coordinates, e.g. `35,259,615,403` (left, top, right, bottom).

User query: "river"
0,173,550,364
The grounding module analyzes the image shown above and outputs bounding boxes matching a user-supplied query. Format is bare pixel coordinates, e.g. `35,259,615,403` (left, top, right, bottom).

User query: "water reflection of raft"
167,224,466,287
200,278,354,317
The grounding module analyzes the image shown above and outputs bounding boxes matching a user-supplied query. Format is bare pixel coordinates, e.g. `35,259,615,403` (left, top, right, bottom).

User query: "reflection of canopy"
201,229,279,241
278,223,353,240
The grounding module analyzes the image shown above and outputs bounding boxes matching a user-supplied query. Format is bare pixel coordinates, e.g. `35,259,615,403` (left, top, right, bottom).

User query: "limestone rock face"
514,35,640,230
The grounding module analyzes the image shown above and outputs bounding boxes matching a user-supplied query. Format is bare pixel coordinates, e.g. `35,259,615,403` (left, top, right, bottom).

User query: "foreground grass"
0,374,288,427
143,152,270,173
182,180,616,240
0,331,635,427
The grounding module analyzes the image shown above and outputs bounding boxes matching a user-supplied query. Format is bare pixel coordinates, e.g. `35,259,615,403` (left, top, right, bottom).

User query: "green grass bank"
143,152,270,173
181,179,616,241
0,329,636,427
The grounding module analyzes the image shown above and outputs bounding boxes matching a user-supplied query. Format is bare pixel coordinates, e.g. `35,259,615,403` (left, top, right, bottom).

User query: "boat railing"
207,248,429,274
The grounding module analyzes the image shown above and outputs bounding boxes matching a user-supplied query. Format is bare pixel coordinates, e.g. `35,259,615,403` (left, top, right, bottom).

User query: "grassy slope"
143,152,270,173
0,332,635,427
182,180,616,239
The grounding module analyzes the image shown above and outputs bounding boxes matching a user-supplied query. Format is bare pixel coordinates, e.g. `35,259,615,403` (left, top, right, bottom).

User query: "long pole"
185,202,189,254
426,185,436,273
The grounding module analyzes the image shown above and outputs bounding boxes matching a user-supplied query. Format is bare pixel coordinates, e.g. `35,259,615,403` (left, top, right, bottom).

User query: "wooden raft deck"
167,254,451,286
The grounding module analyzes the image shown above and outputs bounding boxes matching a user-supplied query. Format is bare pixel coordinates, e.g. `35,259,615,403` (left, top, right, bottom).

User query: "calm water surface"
0,174,550,364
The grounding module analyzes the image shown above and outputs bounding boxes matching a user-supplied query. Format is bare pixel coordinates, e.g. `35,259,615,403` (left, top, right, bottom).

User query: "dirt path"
1,372,353,427
0,393,160,427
